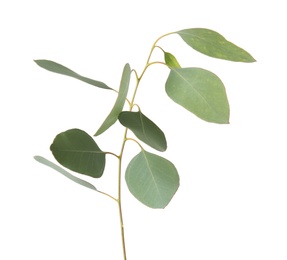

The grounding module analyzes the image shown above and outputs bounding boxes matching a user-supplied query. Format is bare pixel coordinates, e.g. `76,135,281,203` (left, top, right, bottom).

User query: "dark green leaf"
125,150,179,208
177,28,256,62
50,129,106,178
118,111,167,152
34,59,112,90
34,156,98,191
95,63,131,136
165,67,230,124
164,52,181,68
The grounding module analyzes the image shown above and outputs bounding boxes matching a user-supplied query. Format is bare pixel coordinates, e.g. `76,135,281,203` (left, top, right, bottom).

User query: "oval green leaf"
125,150,179,208
95,63,131,136
34,60,113,90
164,52,181,68
118,111,167,152
34,156,98,191
176,28,256,62
165,67,230,124
50,129,106,178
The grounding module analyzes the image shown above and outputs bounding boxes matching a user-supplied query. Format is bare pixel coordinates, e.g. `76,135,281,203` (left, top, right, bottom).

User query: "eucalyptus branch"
34,27,255,260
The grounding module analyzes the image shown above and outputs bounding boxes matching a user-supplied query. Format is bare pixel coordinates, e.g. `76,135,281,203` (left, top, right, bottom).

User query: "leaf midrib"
142,151,163,203
172,68,218,115
179,30,247,59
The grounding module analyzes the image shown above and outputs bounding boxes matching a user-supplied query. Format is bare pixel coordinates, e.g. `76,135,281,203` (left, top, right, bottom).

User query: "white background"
1,0,287,259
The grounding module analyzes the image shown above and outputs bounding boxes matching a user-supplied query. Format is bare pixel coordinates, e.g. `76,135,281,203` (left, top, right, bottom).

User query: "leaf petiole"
145,32,175,65
125,137,145,150
97,190,118,202
104,151,120,158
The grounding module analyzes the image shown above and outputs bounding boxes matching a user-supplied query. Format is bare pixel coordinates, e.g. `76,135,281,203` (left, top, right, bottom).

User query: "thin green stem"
130,70,141,106
105,151,120,158
155,45,165,53
117,128,128,260
125,137,144,150
131,103,141,111
116,31,174,260
97,190,118,202
146,61,167,68
116,78,140,259
145,32,175,65
131,69,139,80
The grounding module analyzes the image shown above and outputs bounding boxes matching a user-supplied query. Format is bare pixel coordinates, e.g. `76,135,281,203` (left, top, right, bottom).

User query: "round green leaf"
118,111,167,152
165,67,230,124
177,28,256,62
125,150,179,208
50,129,106,178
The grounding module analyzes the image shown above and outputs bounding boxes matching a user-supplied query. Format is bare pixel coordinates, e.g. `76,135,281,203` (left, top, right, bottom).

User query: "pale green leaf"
95,63,131,135
34,156,98,191
34,59,113,90
118,111,167,152
165,67,230,124
125,150,179,208
164,52,181,68
177,28,256,62
50,129,106,178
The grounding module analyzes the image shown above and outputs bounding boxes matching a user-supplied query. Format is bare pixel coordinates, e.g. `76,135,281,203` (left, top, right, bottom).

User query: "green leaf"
34,156,98,191
118,111,167,152
95,63,131,136
165,67,230,124
34,59,113,90
50,129,106,178
164,52,181,68
176,28,256,62
125,150,179,208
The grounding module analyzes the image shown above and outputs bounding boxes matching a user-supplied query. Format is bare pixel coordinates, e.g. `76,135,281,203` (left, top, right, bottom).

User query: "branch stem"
117,127,128,260
116,31,173,260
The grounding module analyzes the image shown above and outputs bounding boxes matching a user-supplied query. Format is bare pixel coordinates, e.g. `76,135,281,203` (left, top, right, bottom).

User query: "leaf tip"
242,54,256,63
94,128,102,137
33,59,44,64
250,57,257,63
34,155,41,161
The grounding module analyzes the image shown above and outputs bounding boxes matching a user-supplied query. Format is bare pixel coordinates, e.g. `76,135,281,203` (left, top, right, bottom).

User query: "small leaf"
125,150,179,208
118,111,167,152
34,59,113,90
95,63,131,136
176,28,256,62
50,129,106,178
34,156,98,191
164,52,181,68
165,67,230,124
